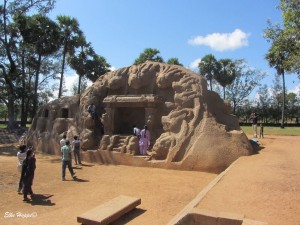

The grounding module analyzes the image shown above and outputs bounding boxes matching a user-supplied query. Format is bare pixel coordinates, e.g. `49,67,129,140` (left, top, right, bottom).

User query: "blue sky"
49,0,299,96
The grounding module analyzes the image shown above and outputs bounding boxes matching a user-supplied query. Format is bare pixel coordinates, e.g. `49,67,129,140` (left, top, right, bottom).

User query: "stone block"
77,195,141,225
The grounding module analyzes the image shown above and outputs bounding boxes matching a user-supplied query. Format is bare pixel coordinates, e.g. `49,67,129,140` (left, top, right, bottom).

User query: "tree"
226,60,266,114
198,54,218,91
257,84,271,123
0,0,55,129
133,48,164,65
68,38,110,94
16,13,61,118
57,15,82,98
264,0,300,127
286,92,299,123
166,57,183,66
279,0,300,78
214,59,237,100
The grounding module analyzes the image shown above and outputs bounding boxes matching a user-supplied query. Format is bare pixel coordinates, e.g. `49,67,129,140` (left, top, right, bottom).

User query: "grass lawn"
241,126,300,136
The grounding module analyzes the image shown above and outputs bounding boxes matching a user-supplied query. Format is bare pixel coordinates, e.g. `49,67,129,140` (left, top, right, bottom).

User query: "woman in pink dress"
139,125,150,155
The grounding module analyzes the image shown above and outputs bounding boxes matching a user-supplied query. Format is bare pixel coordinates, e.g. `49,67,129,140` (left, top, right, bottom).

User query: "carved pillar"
145,107,156,143
102,107,114,135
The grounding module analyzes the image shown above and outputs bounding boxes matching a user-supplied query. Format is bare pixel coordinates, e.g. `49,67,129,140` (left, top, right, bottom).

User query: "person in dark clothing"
21,149,36,201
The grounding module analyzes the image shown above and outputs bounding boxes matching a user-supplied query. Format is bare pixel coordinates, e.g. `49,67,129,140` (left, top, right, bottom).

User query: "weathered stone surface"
77,195,141,225
27,62,253,172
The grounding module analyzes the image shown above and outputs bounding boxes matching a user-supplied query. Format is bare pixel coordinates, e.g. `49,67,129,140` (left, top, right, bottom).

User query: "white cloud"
188,29,250,51
189,58,202,70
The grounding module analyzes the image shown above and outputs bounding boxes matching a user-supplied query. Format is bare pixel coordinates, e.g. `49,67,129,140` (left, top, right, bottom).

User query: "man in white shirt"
60,134,67,147
133,125,141,139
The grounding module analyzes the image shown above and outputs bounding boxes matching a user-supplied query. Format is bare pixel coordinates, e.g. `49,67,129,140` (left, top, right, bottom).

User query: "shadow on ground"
111,208,146,225
25,194,55,206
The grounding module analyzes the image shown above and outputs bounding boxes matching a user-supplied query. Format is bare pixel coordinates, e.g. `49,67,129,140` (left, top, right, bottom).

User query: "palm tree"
198,54,217,91
68,37,110,94
16,14,61,117
133,48,164,65
214,59,237,100
166,57,183,66
57,16,82,98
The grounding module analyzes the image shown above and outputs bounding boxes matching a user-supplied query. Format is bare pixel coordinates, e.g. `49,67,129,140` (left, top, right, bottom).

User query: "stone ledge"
77,195,141,225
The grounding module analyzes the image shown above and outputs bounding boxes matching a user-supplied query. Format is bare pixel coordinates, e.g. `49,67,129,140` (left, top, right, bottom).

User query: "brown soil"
0,143,216,225
0,135,299,225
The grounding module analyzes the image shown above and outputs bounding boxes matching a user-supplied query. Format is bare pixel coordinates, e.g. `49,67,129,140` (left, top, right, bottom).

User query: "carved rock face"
27,62,253,173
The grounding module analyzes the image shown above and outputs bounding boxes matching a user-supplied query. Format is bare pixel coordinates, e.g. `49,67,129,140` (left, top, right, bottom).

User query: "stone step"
77,195,141,225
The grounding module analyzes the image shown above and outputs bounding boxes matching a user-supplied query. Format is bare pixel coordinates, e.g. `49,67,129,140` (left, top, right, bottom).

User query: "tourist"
60,134,67,147
139,125,150,155
61,140,76,181
17,145,27,193
21,148,36,201
87,103,97,120
72,135,82,165
250,112,258,138
133,125,141,139
259,123,264,139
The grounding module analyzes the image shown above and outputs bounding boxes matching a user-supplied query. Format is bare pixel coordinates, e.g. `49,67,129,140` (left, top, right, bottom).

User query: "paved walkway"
195,135,300,225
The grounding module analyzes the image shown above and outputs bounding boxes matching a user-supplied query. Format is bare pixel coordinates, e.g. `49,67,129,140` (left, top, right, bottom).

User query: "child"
259,123,264,139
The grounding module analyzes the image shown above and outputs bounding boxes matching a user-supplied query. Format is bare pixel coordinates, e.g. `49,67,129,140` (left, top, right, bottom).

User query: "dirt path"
196,135,300,225
0,144,216,225
1,135,299,225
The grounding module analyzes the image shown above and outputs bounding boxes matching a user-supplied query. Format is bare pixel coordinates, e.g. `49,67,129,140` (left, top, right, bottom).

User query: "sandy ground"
0,143,216,225
197,135,300,225
0,135,299,225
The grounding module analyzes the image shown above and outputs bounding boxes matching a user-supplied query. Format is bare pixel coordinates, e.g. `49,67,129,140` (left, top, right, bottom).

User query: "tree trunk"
77,74,82,94
281,71,286,128
20,48,27,127
32,54,42,119
58,41,68,98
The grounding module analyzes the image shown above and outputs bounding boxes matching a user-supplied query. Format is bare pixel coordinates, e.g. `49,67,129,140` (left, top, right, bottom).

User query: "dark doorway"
62,108,68,118
114,107,145,134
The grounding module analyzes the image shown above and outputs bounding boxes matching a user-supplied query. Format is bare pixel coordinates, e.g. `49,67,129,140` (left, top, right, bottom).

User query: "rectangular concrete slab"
77,195,141,225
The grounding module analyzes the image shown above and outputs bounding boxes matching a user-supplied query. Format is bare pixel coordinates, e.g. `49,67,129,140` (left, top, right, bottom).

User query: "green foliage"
198,54,218,91
133,48,164,65
166,57,183,66
226,60,266,113
214,58,237,99
279,0,300,78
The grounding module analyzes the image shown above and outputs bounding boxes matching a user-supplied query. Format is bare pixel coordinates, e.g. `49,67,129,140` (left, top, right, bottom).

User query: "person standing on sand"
61,140,76,181
250,112,258,138
259,123,264,139
72,135,82,165
17,145,27,193
21,148,36,201
60,134,67,147
139,125,150,155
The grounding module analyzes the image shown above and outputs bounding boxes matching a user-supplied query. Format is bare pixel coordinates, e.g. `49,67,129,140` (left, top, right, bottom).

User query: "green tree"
214,59,237,100
279,0,300,77
226,60,266,114
133,48,164,65
68,38,110,94
0,0,55,129
286,92,299,123
198,54,218,91
16,13,61,118
166,57,183,66
57,16,82,98
257,84,271,123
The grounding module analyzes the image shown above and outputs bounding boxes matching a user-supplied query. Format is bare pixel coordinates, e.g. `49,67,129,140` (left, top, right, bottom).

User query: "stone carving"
26,62,253,172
